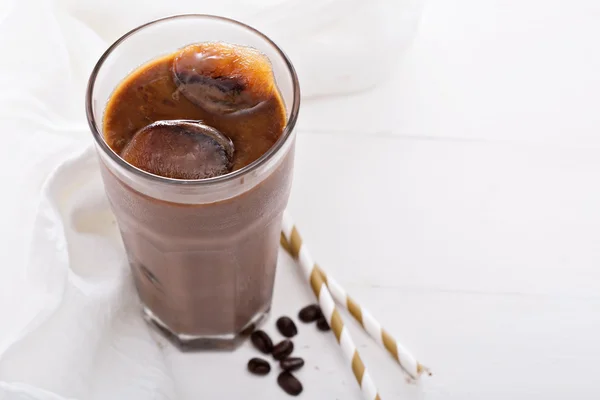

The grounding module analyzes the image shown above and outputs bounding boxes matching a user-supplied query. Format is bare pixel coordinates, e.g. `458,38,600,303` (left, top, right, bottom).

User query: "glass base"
142,305,270,351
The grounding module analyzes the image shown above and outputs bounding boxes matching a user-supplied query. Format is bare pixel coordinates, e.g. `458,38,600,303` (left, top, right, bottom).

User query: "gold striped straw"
281,212,382,400
280,219,430,380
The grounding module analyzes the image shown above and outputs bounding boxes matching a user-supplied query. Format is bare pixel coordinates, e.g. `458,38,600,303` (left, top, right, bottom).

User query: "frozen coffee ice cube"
172,42,276,114
120,120,234,180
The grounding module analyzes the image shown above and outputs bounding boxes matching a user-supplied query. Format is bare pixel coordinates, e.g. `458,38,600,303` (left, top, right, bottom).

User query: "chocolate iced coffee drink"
87,16,299,350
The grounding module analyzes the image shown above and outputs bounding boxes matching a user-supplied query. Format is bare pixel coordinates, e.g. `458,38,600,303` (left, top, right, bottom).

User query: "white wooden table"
166,1,600,398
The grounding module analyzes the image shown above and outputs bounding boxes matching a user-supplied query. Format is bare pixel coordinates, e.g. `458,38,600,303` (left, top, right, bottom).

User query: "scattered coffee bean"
316,316,330,331
280,357,304,372
272,339,294,360
276,316,298,338
247,357,271,375
277,371,303,396
298,304,322,323
250,330,273,354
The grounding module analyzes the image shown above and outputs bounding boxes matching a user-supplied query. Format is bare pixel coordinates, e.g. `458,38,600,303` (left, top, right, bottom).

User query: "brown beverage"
96,38,296,349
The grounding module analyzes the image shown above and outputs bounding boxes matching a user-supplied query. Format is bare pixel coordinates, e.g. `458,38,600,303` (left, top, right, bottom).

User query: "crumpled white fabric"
0,0,420,398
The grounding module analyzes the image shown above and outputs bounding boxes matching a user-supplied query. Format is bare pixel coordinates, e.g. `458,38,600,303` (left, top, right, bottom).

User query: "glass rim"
85,14,300,187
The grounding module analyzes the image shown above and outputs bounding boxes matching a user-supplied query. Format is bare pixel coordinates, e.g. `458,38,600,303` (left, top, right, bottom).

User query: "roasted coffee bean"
277,371,303,396
247,358,271,375
272,339,294,360
120,120,234,180
250,330,273,354
298,304,322,323
280,357,304,372
276,316,298,338
316,316,330,331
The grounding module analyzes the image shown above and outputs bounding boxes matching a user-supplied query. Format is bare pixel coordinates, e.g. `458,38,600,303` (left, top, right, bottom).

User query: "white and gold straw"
281,212,382,400
280,214,430,380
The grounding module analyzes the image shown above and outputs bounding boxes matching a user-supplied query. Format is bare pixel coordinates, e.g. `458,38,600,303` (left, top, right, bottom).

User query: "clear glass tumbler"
85,15,300,350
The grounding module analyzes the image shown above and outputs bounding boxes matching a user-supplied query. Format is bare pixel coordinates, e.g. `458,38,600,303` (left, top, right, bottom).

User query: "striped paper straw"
281,212,382,400
280,230,430,380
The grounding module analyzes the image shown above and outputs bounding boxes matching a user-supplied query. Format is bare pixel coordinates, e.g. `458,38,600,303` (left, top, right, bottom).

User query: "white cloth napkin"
0,0,420,398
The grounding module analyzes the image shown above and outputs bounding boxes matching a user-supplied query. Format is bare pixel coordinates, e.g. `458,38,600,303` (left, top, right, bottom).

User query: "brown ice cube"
120,120,234,180
172,42,276,114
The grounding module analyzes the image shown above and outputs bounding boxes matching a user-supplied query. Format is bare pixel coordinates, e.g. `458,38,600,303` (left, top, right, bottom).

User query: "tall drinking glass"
86,15,300,350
